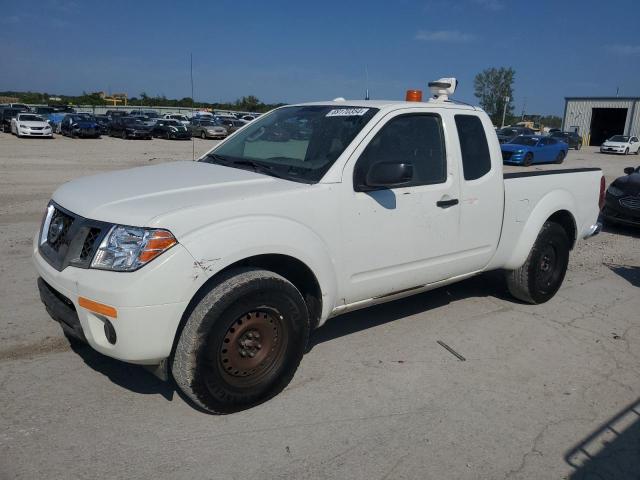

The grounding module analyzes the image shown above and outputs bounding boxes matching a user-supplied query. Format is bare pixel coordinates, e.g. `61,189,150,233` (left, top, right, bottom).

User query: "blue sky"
1,0,639,115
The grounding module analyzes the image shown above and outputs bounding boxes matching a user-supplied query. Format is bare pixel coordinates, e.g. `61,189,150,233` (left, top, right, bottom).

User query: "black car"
496,126,535,144
151,119,191,139
109,116,152,139
601,165,640,227
550,131,582,150
0,107,27,133
94,115,111,135
60,114,101,138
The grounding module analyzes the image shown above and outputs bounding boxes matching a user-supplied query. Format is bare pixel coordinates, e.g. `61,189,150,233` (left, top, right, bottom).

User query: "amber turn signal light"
78,297,118,318
138,230,177,263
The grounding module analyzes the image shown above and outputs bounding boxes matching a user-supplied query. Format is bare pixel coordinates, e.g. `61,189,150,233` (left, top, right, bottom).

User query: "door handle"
436,198,459,208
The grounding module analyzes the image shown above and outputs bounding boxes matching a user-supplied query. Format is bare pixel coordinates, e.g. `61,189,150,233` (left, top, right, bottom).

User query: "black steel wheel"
172,268,310,413
505,221,570,304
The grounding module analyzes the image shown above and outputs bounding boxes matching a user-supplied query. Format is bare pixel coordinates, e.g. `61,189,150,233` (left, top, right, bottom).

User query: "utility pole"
501,96,510,128
521,97,526,121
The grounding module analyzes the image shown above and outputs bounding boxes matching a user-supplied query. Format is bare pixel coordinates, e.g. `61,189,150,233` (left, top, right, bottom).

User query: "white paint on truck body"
33,99,602,365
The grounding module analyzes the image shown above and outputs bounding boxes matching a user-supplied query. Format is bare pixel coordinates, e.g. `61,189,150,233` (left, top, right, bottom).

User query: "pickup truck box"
33,80,604,413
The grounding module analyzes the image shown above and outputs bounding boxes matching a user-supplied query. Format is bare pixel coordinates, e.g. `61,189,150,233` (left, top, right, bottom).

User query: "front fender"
179,215,338,320
503,189,577,270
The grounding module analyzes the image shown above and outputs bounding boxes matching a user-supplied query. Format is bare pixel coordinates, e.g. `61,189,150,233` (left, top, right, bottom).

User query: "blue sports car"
501,135,568,166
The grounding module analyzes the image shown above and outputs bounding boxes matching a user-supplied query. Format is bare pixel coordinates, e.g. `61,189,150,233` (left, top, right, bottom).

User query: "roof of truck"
294,99,479,111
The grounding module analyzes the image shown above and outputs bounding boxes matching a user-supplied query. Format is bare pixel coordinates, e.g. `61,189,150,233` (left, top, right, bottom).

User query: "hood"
52,161,305,229
603,141,628,146
19,120,49,127
127,123,151,130
75,121,97,128
612,172,640,195
501,143,530,152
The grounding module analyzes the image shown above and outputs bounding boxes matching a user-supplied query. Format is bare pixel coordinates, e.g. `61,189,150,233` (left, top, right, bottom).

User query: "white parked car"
600,135,640,155
33,78,604,413
11,113,53,138
163,113,190,126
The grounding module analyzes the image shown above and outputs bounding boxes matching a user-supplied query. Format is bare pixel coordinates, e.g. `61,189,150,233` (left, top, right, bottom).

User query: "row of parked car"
0,104,259,140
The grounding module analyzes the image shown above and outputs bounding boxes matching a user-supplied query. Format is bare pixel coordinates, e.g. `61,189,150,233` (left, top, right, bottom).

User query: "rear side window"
455,115,491,181
354,114,446,188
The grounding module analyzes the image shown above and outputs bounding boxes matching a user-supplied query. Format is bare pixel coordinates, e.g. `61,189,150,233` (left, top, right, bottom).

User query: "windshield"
123,117,144,125
164,120,181,126
609,135,629,142
202,105,379,183
497,128,518,136
200,120,220,127
19,114,45,122
508,136,539,146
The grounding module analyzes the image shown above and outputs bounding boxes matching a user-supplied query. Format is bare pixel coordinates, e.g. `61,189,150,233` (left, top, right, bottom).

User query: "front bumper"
600,147,626,154
20,128,53,137
33,237,199,364
602,196,640,227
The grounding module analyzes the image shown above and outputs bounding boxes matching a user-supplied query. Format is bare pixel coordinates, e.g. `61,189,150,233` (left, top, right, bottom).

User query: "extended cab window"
354,113,446,189
455,115,491,181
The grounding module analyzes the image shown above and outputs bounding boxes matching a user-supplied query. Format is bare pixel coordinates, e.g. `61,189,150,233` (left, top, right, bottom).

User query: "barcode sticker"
326,108,370,117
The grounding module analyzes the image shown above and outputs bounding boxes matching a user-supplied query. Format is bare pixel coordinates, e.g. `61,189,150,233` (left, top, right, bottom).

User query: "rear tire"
201,131,206,139
121,130,127,140
555,150,566,164
575,142,581,150
505,221,570,304
172,268,310,413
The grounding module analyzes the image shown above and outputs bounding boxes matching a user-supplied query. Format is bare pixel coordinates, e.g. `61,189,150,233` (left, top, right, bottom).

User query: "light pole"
501,96,510,128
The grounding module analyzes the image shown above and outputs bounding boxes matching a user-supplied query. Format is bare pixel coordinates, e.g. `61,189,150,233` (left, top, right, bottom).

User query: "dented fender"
179,215,339,322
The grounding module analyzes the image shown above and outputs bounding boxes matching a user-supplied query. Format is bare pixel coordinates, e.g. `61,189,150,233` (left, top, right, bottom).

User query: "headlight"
20,124,28,129
170,127,178,131
91,226,177,271
607,185,624,197
515,149,524,154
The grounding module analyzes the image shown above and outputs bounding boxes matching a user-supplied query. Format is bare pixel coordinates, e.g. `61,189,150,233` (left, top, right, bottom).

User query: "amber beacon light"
405,89,423,102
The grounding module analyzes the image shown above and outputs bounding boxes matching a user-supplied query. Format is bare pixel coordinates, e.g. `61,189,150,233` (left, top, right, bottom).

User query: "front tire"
523,152,533,166
624,147,629,155
172,268,310,413
201,131,206,139
121,130,127,140
505,221,570,304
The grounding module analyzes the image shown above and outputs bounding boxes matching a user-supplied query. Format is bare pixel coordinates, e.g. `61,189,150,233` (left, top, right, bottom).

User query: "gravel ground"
0,133,638,479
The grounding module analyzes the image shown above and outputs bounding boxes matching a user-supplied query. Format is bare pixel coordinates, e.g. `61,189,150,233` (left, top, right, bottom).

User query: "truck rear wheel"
505,221,570,304
172,268,309,413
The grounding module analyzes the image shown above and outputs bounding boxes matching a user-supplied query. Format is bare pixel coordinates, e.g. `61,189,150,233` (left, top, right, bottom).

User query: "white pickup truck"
33,79,604,413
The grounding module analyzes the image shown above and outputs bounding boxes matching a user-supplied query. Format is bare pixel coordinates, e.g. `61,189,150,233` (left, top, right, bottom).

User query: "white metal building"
562,97,640,146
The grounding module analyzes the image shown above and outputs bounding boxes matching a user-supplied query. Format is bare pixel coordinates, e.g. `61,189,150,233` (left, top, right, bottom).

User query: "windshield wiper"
204,154,296,181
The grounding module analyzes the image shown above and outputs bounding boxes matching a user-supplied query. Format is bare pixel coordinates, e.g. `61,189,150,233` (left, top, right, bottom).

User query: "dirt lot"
1,134,639,479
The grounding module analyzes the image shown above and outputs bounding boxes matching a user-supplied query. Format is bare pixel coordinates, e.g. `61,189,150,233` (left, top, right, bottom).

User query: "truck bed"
485,165,603,271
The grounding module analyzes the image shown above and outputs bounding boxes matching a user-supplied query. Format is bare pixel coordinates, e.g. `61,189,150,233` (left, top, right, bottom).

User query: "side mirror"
360,162,413,191
624,167,635,175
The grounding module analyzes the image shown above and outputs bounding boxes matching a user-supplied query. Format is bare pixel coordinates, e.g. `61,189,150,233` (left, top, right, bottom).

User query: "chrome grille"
39,202,110,271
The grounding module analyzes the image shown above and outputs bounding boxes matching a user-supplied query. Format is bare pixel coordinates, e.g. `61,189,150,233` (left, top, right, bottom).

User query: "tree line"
0,91,285,113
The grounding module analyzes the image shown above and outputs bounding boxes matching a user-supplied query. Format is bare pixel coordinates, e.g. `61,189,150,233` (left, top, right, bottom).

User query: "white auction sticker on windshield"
326,108,369,117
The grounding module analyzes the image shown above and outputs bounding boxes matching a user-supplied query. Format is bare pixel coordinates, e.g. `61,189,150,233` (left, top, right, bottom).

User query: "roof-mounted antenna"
428,77,458,102
365,66,370,100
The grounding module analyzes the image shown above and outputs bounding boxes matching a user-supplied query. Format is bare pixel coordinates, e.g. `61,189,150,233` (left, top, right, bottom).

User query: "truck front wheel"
505,221,570,304
172,268,310,413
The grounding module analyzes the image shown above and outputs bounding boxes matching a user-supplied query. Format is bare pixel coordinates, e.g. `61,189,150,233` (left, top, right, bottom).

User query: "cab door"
338,109,463,304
